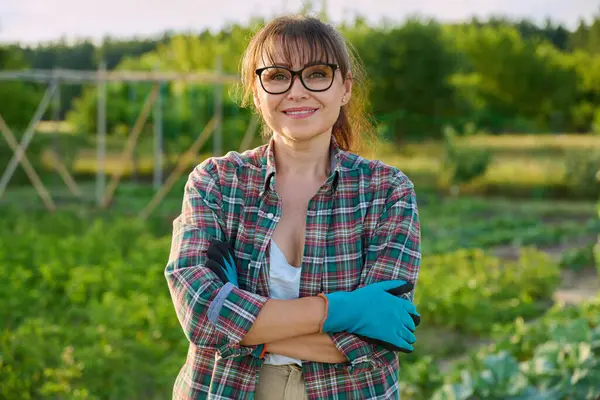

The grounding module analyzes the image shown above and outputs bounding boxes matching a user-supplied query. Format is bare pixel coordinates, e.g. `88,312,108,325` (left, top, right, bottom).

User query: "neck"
272,132,332,180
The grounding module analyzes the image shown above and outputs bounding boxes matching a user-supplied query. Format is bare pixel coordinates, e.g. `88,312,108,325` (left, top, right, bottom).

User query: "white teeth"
285,110,315,115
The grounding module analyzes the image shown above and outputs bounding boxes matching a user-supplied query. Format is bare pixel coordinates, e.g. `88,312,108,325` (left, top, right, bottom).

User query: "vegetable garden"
1,161,598,398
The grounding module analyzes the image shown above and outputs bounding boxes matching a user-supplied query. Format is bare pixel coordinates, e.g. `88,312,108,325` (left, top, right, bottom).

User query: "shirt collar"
262,135,341,195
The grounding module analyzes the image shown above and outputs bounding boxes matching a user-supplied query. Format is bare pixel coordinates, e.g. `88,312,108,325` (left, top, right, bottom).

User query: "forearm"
240,296,325,345
265,333,347,364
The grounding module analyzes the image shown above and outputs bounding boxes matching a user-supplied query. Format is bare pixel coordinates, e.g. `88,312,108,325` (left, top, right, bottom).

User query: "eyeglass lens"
259,64,335,93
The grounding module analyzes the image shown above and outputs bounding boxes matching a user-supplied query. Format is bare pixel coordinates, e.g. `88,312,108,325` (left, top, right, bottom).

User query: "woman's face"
253,43,352,144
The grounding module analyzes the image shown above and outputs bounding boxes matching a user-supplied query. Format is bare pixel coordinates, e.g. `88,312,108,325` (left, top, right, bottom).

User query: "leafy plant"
416,248,560,334
559,245,595,271
440,126,492,189
432,305,600,399
564,149,600,198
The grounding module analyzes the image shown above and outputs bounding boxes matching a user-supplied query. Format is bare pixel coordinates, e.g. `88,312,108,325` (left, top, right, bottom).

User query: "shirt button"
267,212,274,219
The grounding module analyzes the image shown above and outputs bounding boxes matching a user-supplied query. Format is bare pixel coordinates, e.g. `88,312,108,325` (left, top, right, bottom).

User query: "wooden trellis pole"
0,66,233,213
101,84,160,208
43,148,82,197
0,114,56,211
0,81,58,198
138,117,218,221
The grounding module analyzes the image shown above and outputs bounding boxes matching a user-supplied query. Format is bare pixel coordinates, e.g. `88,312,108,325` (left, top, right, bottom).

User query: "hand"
206,239,266,359
205,239,239,287
320,280,420,353
354,282,421,353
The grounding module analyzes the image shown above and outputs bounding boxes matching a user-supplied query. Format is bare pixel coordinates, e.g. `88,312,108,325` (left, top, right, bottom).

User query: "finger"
397,308,416,332
216,241,236,267
214,240,232,256
385,281,414,296
398,326,416,345
207,243,229,263
388,336,413,353
369,280,409,292
395,298,417,316
410,312,421,327
386,284,421,328
225,252,236,270
396,344,414,354
205,259,228,283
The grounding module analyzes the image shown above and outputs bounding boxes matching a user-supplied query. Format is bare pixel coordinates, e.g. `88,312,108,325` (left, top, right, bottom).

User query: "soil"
491,234,596,262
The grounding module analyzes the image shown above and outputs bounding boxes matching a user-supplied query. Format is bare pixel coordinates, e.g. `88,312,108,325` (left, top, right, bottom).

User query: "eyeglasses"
255,63,339,94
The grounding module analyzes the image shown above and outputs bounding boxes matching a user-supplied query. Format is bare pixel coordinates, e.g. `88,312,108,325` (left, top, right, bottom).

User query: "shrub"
564,149,600,198
440,126,492,189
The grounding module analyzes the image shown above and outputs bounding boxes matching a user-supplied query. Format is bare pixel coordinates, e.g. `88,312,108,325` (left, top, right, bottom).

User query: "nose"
286,75,309,100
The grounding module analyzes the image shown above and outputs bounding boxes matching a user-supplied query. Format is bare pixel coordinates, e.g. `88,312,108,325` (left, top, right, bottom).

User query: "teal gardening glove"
206,239,239,287
205,239,265,358
319,280,421,353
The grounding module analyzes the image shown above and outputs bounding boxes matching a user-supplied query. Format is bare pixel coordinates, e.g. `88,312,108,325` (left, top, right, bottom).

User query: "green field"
7,132,594,204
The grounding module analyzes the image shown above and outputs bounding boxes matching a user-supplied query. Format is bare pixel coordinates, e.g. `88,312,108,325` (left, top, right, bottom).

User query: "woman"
165,14,422,400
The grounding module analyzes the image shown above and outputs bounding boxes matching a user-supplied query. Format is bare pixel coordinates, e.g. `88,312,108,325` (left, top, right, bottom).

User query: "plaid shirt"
165,136,421,399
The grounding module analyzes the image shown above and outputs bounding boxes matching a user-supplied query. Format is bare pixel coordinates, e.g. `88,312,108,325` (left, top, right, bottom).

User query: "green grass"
4,131,597,199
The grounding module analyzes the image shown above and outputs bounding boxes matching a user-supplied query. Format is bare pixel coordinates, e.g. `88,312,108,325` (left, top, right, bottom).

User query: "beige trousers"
255,364,308,400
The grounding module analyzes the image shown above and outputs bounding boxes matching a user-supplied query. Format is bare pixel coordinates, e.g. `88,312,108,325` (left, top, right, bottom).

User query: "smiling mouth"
283,109,318,116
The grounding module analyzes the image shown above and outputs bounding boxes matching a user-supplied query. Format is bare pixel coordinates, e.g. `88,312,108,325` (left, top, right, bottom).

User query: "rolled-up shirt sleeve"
165,159,267,359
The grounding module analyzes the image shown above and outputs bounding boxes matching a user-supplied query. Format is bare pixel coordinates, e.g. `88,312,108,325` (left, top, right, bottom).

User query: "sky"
0,0,598,45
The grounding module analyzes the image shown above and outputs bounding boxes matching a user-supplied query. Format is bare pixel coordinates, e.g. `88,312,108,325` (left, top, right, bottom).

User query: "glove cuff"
319,291,352,333
260,344,268,358
252,343,268,359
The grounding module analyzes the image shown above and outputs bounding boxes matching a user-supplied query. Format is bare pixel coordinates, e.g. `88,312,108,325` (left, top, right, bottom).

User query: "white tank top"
263,240,303,366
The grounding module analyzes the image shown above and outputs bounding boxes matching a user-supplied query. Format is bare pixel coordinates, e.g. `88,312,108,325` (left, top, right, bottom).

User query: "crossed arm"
265,333,347,364
167,162,421,367
239,296,347,363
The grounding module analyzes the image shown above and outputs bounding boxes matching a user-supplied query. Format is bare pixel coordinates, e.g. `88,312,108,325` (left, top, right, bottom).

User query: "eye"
262,68,290,81
303,65,333,80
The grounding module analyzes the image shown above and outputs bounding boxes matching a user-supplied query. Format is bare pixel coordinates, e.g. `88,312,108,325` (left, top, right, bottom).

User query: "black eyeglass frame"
255,63,339,94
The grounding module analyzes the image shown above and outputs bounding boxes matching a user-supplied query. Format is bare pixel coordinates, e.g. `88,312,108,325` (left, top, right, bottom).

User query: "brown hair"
237,14,374,153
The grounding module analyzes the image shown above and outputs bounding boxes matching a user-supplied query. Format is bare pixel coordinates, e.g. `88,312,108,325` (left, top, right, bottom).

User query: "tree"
0,46,41,130
569,9,600,54
352,18,460,139
569,50,600,131
448,24,579,132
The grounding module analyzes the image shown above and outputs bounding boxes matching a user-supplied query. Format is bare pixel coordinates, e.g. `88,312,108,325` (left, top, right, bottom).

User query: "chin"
279,126,330,142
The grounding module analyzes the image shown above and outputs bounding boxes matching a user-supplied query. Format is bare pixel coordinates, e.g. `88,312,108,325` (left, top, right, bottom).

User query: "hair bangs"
258,24,339,69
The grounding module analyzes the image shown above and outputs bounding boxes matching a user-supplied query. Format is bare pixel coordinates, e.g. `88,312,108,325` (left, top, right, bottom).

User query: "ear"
342,71,353,105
